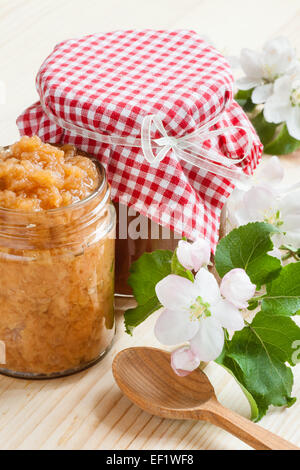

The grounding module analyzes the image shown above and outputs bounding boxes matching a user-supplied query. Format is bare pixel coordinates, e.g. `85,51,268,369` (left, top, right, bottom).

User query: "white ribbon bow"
141,113,253,184
40,99,253,185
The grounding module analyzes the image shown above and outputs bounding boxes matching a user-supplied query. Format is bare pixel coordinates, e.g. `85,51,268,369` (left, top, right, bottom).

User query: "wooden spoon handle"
202,399,299,450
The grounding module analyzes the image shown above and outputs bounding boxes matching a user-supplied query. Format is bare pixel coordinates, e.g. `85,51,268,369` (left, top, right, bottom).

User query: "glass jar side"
0,162,116,379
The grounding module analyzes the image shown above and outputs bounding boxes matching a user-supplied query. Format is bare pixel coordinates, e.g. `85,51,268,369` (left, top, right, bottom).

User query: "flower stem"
281,248,300,261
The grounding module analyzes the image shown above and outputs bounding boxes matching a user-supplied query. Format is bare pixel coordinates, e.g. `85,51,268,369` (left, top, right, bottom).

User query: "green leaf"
124,249,195,335
218,311,300,421
171,250,194,282
251,111,277,146
261,263,300,316
264,123,300,155
247,299,259,311
215,222,282,288
124,297,162,335
124,250,173,334
235,89,256,112
128,250,173,305
216,343,259,421
218,361,260,422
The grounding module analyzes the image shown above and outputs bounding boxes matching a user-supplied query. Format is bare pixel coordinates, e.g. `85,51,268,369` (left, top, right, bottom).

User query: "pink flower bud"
177,238,211,272
171,346,201,376
220,268,256,309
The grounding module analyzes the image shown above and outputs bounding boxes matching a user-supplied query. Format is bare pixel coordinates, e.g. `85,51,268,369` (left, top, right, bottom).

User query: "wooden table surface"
1,0,300,450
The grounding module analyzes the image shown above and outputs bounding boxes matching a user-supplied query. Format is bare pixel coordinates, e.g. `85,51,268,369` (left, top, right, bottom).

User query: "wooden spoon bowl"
113,347,299,450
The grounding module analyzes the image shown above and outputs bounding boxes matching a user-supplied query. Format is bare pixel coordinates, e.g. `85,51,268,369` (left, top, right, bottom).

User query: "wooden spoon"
112,347,299,450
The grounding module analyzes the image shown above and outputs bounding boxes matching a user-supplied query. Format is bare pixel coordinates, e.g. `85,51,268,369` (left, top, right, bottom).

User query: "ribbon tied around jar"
40,99,253,189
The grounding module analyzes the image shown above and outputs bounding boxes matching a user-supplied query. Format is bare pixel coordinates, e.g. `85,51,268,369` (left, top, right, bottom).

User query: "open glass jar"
0,157,116,379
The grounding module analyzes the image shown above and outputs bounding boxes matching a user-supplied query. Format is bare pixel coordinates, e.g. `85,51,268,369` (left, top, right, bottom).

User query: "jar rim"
0,147,109,215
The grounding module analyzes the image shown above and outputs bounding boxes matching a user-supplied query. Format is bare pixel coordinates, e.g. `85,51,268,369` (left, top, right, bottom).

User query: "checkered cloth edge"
17,30,263,250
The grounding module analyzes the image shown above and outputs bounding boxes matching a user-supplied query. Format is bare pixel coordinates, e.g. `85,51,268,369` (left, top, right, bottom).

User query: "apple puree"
0,137,115,377
0,136,99,211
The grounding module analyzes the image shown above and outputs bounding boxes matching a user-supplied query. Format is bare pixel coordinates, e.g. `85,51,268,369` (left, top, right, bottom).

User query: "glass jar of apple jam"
0,137,115,378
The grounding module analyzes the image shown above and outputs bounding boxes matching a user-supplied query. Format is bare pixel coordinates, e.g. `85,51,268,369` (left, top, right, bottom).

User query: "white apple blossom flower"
251,156,284,190
226,156,300,246
154,269,246,371
236,37,298,104
264,73,300,140
230,185,300,247
220,268,256,309
229,156,284,208
177,238,211,272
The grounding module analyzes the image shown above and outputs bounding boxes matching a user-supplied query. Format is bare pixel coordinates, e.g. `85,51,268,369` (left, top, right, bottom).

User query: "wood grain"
0,0,300,450
113,347,299,450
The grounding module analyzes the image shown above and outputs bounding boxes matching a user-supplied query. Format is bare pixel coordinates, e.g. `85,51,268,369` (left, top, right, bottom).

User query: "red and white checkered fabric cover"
17,30,262,250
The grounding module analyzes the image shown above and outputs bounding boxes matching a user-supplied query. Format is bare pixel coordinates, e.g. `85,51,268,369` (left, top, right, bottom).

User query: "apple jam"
0,137,115,378
0,136,99,211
